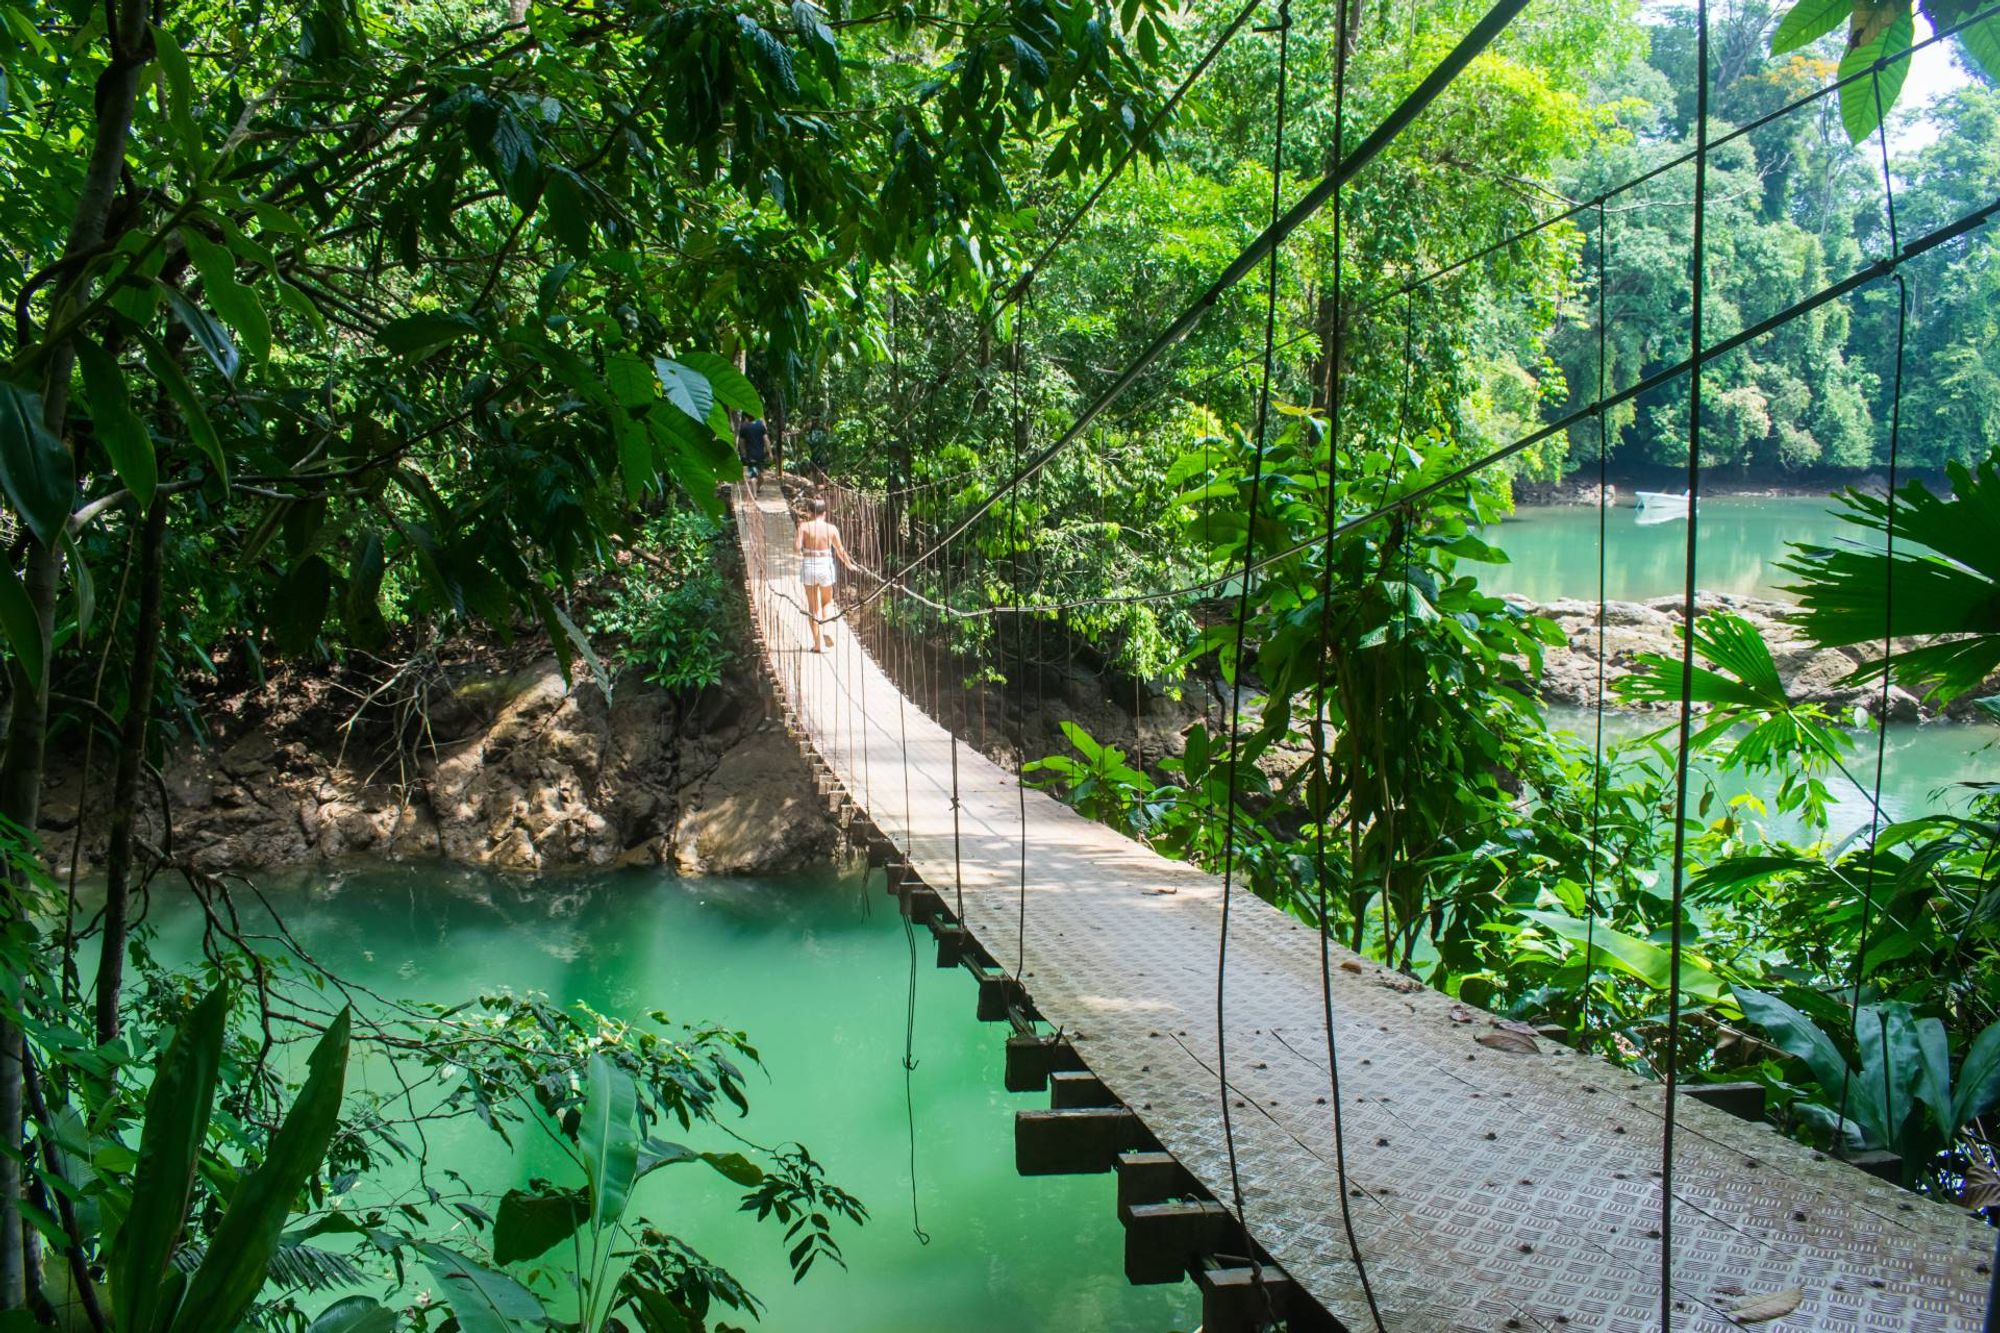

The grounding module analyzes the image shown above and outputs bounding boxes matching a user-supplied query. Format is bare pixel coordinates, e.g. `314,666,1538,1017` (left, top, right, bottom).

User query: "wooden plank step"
1004,1033,1086,1092
1123,1200,1237,1285
1015,1107,1155,1176
1048,1070,1116,1108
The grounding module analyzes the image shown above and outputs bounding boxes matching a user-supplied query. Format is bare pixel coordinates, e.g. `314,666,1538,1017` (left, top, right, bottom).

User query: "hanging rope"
1835,57,1911,1159
1214,1,1291,1311
1658,0,1711,1320
1012,288,1033,978
1582,199,1610,1044
1306,0,1386,1318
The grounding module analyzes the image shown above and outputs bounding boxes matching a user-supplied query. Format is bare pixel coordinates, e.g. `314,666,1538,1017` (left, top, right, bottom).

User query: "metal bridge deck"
737,490,1990,1331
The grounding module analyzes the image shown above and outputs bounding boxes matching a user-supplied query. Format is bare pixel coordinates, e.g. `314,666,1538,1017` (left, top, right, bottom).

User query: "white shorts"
800,552,837,588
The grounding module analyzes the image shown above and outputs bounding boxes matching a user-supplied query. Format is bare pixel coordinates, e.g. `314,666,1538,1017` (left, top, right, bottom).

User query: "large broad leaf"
138,335,228,487
1836,8,1914,143
1520,910,1727,1003
0,562,43,690
582,1053,640,1236
1852,1001,1930,1150
305,1296,397,1333
0,380,75,547
652,358,716,424
1950,1017,2000,1130
181,228,272,363
163,287,240,381
1770,0,1849,53
1933,0,2000,80
114,986,229,1333
415,1242,549,1332
672,351,762,417
73,339,155,506
1732,986,1858,1129
379,311,481,359
492,1187,587,1265
169,1009,352,1333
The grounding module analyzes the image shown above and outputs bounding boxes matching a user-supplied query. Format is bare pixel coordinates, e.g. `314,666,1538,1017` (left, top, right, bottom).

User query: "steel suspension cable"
1659,0,1710,1319
1215,2,1291,1308
853,0,1532,609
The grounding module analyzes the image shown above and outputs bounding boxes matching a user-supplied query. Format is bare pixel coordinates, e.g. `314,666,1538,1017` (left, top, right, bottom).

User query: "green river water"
148,867,1198,1332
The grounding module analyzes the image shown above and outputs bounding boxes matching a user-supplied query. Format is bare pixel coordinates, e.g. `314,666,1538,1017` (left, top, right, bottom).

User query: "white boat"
1633,489,1693,524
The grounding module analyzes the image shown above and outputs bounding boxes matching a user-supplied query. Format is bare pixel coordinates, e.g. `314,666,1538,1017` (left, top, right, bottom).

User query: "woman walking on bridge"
796,495,856,653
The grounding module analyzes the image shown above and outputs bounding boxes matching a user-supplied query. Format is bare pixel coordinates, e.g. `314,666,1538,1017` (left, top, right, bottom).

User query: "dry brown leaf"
1492,1018,1541,1037
1475,1030,1541,1055
1339,960,1363,974
1730,1286,1802,1324
1378,974,1423,994
1447,1005,1475,1024
1958,1157,2000,1211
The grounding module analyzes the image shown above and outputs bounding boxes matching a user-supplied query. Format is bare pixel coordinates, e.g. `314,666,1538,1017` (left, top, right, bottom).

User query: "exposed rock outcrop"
44,636,834,878
1524,591,1941,720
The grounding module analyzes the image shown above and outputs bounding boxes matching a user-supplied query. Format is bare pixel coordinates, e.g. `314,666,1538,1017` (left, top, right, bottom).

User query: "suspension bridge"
735,485,1992,1332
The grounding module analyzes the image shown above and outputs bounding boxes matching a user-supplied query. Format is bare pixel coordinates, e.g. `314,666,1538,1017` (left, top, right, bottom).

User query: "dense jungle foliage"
813,0,2000,1212
0,0,1995,1325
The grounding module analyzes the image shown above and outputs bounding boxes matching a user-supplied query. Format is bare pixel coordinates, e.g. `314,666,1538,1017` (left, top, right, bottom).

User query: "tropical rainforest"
0,0,1995,1326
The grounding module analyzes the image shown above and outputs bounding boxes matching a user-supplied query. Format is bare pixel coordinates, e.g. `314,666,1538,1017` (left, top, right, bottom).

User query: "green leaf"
151,24,200,150
1837,8,1915,143
415,1242,549,1332
542,168,594,259
1521,910,1727,1003
582,1054,639,1235
605,354,656,409
270,556,333,657
1945,0,2000,79
163,287,240,381
1732,986,1856,1120
0,380,75,547
170,1009,352,1333
306,1297,397,1333
1770,0,1849,53
73,339,155,506
625,1285,693,1333
138,336,227,487
672,350,762,416
544,595,614,703
182,229,272,363
115,986,229,1333
699,1151,764,1186
1950,1017,2000,1130
652,358,716,424
491,1187,586,1265
379,311,481,359
0,561,43,690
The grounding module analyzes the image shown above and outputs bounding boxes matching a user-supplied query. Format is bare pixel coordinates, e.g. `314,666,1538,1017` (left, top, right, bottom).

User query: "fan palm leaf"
1780,454,2000,705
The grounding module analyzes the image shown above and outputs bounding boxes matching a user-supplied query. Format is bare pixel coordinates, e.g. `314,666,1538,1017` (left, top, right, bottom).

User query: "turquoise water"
146,867,1196,1332
1480,494,1877,603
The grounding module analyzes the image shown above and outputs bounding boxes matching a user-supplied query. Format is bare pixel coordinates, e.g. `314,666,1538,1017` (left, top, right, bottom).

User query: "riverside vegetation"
0,0,1996,1329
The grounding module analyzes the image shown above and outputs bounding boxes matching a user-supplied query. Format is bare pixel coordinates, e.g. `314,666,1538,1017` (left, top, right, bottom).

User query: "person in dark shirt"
737,416,769,496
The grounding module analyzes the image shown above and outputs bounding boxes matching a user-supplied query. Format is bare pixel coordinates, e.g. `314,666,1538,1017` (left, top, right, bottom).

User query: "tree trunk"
94,495,168,1046
0,0,157,1307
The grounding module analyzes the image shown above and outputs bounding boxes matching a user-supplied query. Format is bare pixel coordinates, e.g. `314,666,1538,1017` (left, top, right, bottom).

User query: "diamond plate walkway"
735,488,1991,1331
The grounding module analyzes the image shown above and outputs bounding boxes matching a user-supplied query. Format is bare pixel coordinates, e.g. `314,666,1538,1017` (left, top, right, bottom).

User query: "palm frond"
1781,454,2000,703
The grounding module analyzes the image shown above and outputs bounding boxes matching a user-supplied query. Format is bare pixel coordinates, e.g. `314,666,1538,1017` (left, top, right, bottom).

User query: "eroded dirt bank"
43,630,835,879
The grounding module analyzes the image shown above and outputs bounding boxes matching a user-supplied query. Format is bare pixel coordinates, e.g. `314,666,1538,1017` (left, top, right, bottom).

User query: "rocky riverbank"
1520,591,1984,721
42,632,835,879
